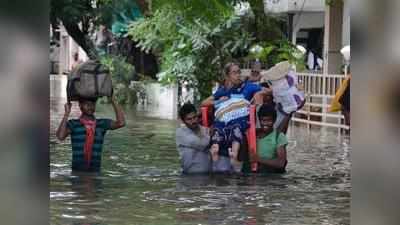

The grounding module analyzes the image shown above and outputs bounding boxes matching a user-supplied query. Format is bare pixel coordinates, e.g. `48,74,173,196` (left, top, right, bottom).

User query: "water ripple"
50,99,350,225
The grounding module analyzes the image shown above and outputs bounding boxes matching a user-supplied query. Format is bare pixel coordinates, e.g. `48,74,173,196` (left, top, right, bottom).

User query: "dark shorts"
211,117,248,157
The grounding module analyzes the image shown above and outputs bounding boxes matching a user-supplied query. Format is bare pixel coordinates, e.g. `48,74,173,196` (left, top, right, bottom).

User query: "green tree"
51,0,103,59
100,55,137,104
249,40,306,70
50,0,150,59
128,1,254,101
246,0,286,42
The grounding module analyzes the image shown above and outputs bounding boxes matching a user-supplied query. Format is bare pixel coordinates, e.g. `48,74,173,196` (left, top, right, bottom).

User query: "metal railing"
293,71,350,131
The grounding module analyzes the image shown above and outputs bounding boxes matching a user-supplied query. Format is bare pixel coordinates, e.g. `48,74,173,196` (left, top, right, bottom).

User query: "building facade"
264,0,350,73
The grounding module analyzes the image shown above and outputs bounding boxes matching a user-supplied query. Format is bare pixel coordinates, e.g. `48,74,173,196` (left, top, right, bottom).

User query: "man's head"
179,103,199,130
257,104,277,131
78,97,97,116
249,61,262,82
224,62,242,86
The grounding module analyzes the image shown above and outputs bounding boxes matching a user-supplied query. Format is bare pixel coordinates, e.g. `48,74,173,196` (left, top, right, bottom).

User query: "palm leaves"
248,40,306,70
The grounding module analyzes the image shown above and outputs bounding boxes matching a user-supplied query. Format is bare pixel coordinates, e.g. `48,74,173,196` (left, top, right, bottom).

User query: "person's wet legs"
229,142,243,173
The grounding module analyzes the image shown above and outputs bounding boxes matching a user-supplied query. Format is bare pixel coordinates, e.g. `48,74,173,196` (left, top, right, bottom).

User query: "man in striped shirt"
56,96,125,172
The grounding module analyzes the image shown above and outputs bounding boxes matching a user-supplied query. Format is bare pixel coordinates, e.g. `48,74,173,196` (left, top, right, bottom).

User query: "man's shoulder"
213,86,226,95
245,81,261,89
176,126,187,134
96,118,112,128
67,119,81,126
259,130,278,141
277,131,288,141
199,125,209,132
96,118,111,122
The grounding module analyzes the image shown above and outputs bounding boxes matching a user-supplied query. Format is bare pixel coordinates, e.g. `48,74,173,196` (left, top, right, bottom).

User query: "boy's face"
263,94,273,104
250,64,261,81
79,100,96,116
183,112,199,130
259,116,275,131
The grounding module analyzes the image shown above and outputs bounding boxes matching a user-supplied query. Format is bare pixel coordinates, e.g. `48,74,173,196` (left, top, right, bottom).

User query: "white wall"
292,12,325,43
50,77,179,120
59,28,69,74
59,25,89,74
264,0,324,14
139,83,178,120
50,75,68,98
288,0,325,12
264,0,289,13
292,2,349,52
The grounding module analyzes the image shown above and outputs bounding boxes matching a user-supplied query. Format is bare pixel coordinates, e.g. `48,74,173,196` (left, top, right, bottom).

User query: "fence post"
322,70,328,124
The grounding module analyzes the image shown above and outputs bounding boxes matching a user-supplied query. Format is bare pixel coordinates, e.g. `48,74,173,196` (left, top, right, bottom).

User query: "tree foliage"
128,1,254,100
50,0,109,59
246,0,286,42
249,40,306,71
100,55,137,104
50,0,148,59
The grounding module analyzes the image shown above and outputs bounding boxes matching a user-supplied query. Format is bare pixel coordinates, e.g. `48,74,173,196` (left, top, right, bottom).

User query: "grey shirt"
176,125,211,174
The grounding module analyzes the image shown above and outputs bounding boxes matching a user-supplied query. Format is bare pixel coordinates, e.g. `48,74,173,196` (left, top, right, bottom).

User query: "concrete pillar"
322,1,344,123
342,0,350,46
287,13,295,41
323,1,343,75
292,30,297,45
291,13,300,45
60,32,69,74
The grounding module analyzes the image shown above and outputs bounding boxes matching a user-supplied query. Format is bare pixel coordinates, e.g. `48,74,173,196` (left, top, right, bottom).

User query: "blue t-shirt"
213,81,262,102
67,118,112,172
211,81,261,157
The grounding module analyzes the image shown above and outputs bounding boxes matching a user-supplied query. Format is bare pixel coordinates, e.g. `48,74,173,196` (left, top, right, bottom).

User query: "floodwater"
50,98,350,225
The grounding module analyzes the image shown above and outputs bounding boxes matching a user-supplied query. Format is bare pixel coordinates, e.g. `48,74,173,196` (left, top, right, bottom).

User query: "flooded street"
50,97,350,225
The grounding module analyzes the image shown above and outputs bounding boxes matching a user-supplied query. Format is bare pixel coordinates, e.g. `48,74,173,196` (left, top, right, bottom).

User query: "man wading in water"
56,95,125,172
176,103,213,174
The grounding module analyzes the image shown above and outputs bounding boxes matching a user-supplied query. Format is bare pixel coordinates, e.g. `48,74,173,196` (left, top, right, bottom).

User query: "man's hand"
108,93,115,103
108,87,115,103
261,87,273,94
109,92,126,130
219,96,229,101
57,102,72,141
210,144,219,162
64,102,72,117
251,92,264,104
249,152,260,163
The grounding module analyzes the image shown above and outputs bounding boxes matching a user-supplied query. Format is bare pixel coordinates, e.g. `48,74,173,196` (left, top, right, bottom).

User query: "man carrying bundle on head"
56,60,125,172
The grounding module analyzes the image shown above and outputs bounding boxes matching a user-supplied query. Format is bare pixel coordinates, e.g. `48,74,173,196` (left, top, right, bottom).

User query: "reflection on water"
50,98,350,225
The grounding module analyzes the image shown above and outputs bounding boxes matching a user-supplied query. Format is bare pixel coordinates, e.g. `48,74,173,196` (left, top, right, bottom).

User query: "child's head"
78,97,97,116
260,82,274,104
257,104,277,130
249,61,262,82
179,103,199,130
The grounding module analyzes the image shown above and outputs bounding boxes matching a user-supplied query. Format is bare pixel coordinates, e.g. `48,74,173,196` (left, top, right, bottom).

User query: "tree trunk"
136,0,151,16
62,21,98,60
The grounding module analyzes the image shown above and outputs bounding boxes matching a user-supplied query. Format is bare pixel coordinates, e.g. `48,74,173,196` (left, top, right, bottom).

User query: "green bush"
128,5,253,100
100,55,137,104
249,39,306,71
